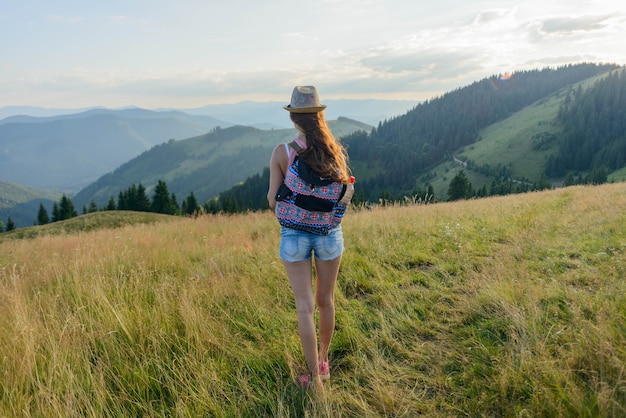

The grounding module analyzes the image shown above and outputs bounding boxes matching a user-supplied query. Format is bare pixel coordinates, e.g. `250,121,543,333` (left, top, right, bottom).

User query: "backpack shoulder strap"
288,140,304,155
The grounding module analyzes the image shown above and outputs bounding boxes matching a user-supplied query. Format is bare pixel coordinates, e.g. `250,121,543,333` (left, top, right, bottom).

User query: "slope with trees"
29,180,202,231
547,69,626,176
343,63,619,201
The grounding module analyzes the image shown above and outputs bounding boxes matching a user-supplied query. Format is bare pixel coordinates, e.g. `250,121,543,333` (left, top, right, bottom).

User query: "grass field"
1,183,625,416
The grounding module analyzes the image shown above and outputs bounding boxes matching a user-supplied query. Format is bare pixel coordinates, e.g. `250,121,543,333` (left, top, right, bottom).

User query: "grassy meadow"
1,183,625,417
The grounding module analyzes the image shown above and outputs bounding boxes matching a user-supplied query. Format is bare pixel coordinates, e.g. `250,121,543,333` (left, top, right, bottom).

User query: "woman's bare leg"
283,259,320,381
315,255,341,363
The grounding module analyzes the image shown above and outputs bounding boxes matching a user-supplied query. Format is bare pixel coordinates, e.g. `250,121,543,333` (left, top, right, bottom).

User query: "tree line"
546,69,626,177
444,169,608,201
3,160,611,234
31,180,202,227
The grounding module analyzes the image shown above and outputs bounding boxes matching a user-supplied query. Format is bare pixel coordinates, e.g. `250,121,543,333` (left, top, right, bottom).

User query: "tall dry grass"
1,184,625,416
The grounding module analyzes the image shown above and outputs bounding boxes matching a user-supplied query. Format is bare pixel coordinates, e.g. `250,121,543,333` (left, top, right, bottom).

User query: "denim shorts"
279,226,344,262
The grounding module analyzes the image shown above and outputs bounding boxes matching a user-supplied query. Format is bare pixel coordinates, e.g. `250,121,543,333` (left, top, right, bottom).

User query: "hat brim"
283,105,327,113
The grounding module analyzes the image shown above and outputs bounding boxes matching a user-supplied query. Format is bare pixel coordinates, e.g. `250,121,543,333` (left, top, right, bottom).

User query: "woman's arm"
267,144,288,210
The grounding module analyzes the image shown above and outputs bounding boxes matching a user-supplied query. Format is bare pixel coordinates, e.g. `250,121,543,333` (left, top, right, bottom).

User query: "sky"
1,0,625,110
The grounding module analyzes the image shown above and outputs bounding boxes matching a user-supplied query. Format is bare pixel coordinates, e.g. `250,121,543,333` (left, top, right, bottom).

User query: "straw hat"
283,85,327,113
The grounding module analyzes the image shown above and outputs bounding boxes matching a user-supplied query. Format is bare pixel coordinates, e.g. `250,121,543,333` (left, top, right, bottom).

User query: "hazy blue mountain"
0,100,414,194
1,99,417,128
0,105,103,120
0,109,229,192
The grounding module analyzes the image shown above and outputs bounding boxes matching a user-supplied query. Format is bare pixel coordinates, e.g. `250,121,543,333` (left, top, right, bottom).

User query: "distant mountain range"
0,99,415,194
0,108,228,192
0,99,416,129
3,63,625,229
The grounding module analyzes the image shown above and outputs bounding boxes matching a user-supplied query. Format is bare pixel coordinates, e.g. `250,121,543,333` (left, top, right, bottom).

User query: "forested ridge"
547,69,626,176
344,63,619,200
71,125,269,209
210,63,623,211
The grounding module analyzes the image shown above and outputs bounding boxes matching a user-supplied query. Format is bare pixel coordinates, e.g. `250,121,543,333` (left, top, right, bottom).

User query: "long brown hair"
290,112,350,183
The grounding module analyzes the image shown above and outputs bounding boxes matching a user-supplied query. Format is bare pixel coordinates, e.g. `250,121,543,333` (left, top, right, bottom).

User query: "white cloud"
538,14,617,35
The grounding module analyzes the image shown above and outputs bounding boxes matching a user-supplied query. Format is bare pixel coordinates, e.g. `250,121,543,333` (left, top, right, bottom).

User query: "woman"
267,86,353,388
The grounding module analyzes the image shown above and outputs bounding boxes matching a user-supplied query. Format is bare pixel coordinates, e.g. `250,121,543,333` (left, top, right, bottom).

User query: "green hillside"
341,63,621,201
0,210,176,243
0,180,62,209
72,117,372,209
0,181,63,228
6,63,625,228
423,70,617,198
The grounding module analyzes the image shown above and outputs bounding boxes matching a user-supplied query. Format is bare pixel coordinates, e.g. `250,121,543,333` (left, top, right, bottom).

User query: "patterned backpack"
275,140,348,235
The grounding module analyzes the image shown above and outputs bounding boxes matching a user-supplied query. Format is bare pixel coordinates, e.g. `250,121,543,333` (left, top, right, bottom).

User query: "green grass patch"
0,211,177,242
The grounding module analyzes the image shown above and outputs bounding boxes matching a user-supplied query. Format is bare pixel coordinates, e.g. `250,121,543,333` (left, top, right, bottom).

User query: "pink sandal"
297,374,311,388
319,361,330,381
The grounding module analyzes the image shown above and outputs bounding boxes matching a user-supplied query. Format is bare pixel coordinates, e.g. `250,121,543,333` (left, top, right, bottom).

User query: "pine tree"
37,203,50,225
58,195,78,220
204,197,221,214
427,184,435,201
126,185,139,210
5,217,16,232
117,184,150,212
117,190,127,210
51,202,61,222
587,167,608,185
136,184,151,212
106,196,117,211
151,180,174,214
182,192,200,215
170,193,180,215
448,170,472,201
